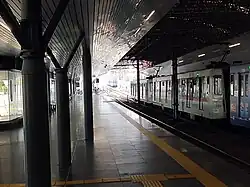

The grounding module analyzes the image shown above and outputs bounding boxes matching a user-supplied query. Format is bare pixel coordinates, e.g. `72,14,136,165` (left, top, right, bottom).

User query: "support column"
172,57,178,120
20,0,51,186
55,68,71,174
137,59,140,105
82,44,94,142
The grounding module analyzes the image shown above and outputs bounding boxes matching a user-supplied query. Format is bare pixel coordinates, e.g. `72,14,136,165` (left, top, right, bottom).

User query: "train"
130,35,250,128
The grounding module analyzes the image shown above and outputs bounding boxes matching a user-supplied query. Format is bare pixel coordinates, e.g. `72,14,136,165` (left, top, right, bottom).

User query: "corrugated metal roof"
0,0,177,76
123,0,250,65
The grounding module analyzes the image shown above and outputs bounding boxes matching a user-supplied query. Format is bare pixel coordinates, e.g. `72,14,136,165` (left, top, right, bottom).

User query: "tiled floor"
0,94,250,187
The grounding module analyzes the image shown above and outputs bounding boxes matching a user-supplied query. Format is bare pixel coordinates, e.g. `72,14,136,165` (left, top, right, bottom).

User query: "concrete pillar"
55,68,71,174
20,0,51,186
172,57,178,120
82,44,94,142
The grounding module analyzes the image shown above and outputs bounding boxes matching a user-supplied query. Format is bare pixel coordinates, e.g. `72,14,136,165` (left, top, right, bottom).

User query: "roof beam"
46,48,61,69
0,0,22,44
0,0,62,69
42,0,70,47
63,32,85,69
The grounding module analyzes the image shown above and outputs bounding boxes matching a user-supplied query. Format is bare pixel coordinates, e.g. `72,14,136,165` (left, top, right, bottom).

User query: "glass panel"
186,78,193,108
8,71,23,120
245,74,248,96
0,71,9,121
230,74,234,96
240,74,244,97
214,75,222,95
199,77,205,110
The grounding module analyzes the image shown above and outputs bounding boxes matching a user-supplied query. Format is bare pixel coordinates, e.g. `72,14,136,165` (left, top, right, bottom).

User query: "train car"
230,64,250,127
130,32,250,128
131,60,229,124
131,79,153,104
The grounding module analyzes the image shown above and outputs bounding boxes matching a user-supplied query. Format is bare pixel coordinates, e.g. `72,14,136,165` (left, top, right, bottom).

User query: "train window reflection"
240,74,244,97
230,74,234,96
214,76,222,95
245,74,248,96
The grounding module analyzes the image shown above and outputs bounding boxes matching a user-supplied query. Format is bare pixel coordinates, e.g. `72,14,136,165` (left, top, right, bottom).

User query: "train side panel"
230,64,250,127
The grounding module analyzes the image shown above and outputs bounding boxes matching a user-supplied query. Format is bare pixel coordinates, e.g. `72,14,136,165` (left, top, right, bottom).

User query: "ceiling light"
198,54,205,57
229,43,240,48
0,21,11,31
179,60,184,63
145,10,155,21
212,49,221,52
135,28,141,35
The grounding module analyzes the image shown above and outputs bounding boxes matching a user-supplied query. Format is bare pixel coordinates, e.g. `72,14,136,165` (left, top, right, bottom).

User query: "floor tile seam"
64,139,79,184
108,101,227,187
108,140,121,177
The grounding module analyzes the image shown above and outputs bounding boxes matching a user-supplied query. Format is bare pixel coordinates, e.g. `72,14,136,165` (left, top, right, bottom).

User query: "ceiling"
122,0,250,66
0,0,178,77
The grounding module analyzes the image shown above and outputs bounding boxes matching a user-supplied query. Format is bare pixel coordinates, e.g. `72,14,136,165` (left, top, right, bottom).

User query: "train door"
181,79,187,111
239,73,249,119
199,77,205,110
153,81,156,102
186,78,193,108
148,80,153,102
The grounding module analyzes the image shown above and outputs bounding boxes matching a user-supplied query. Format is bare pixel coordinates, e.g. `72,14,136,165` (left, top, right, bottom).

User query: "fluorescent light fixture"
145,10,155,21
198,53,205,57
0,21,11,31
212,49,221,52
179,60,184,63
135,28,141,35
229,43,240,48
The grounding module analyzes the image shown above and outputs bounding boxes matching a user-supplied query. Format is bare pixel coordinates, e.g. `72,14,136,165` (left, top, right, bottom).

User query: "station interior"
1,0,250,187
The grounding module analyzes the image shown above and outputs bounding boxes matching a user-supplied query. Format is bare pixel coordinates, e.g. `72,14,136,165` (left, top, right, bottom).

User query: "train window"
214,76,222,95
245,74,248,96
230,74,234,96
193,78,199,98
240,74,244,97
153,82,156,100
181,79,187,97
165,81,168,103
186,78,193,108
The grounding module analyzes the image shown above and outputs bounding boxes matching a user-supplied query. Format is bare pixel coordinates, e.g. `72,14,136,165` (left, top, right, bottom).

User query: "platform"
0,94,250,186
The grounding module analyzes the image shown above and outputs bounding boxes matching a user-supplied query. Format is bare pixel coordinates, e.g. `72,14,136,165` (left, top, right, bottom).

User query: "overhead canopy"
122,0,250,65
0,0,178,76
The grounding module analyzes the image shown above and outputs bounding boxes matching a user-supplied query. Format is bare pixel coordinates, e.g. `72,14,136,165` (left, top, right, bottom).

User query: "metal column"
55,68,71,174
82,44,94,142
137,59,140,105
20,0,51,186
172,57,178,120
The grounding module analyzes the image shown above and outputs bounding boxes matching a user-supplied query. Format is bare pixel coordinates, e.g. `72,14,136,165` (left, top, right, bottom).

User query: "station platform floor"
0,94,250,186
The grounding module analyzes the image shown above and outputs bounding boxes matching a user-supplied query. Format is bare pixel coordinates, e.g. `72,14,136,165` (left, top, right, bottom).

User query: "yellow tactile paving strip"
0,173,194,187
109,101,228,187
